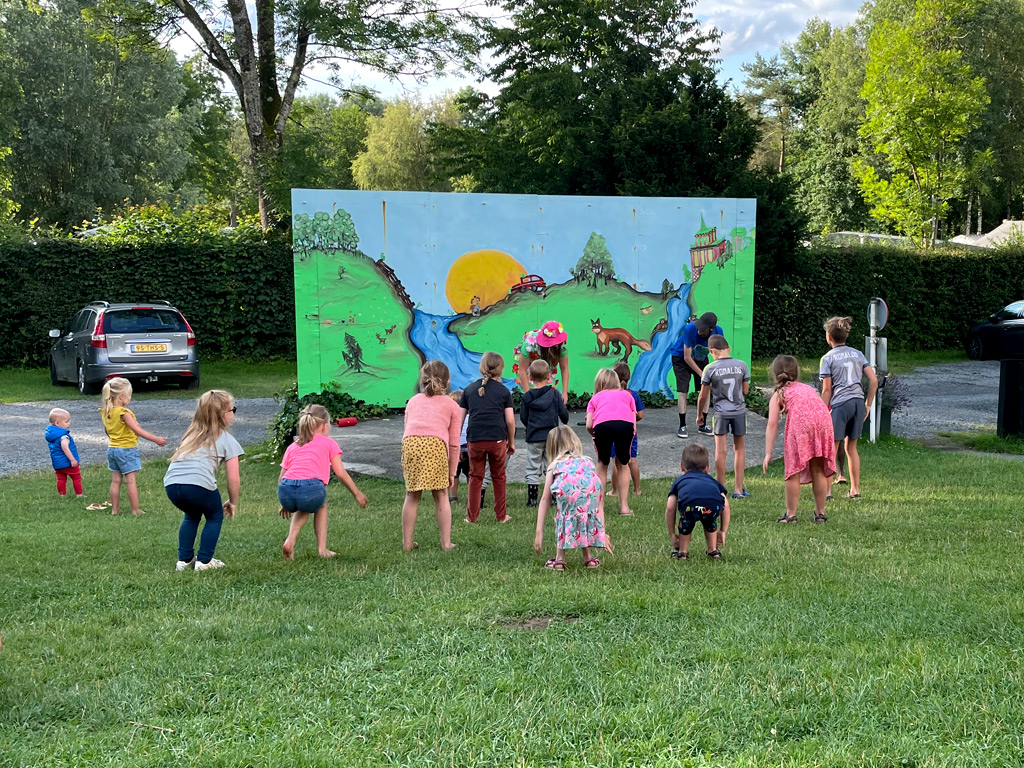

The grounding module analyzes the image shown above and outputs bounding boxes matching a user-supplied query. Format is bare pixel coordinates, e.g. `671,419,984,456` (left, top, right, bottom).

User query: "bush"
753,243,1024,358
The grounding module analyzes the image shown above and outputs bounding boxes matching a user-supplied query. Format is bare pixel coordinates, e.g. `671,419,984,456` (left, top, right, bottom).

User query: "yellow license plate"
131,343,167,353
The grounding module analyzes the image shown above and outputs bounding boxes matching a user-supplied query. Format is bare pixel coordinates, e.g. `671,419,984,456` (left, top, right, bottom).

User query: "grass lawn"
0,359,297,404
3,439,1023,766
939,430,1024,455
750,349,968,388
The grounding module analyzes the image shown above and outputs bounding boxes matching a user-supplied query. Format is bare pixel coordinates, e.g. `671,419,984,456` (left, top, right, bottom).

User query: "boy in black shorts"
665,444,730,560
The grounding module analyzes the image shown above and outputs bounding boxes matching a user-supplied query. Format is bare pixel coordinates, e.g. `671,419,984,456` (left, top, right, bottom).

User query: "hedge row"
752,245,1024,358
3,239,1022,368
0,239,295,367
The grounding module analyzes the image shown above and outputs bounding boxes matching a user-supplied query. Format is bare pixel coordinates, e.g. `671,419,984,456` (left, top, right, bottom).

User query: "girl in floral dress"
533,425,611,570
762,355,836,524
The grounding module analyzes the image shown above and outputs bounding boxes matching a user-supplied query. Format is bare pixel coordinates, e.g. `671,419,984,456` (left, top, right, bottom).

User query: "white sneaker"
194,558,225,571
176,557,196,571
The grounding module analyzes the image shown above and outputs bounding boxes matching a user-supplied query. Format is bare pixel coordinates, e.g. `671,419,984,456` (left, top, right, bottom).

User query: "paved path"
0,360,1004,480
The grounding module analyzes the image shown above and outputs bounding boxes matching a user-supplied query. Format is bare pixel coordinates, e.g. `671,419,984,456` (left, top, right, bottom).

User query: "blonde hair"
476,351,504,397
771,355,800,396
48,408,69,425
824,316,853,344
101,377,132,419
529,358,551,383
419,360,450,397
593,368,621,394
297,403,330,446
448,389,463,404
544,425,583,468
171,390,234,461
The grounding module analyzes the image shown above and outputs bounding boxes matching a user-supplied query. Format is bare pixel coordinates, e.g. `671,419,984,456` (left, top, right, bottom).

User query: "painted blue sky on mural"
293,190,756,315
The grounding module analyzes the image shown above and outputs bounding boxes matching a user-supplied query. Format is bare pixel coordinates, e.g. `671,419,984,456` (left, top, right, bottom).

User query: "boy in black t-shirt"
665,444,730,560
520,359,569,507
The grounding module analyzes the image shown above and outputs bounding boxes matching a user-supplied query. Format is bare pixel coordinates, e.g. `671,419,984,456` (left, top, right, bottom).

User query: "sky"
290,0,866,100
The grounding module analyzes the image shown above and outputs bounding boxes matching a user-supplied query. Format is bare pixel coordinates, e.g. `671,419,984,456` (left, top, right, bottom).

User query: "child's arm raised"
223,456,240,518
533,470,555,554
60,436,79,467
696,383,711,426
763,392,782,473
331,454,368,508
121,412,167,446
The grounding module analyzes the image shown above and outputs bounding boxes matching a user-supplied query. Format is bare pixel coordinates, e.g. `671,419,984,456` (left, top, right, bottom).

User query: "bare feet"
282,542,294,560
110,510,120,515
131,509,145,516
498,515,513,523
442,543,456,551
619,508,634,516
632,489,642,496
403,542,420,551
319,549,338,558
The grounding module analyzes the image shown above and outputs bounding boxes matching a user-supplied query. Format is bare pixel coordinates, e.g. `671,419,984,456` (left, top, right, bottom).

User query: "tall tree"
854,0,989,246
740,54,799,173
0,13,21,224
108,0,482,228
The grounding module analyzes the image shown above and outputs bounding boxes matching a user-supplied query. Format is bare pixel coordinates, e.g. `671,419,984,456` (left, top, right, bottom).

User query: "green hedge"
0,239,295,367
753,244,1024,358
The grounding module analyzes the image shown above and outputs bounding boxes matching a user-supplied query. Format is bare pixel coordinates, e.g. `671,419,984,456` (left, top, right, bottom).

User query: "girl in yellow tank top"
99,378,167,515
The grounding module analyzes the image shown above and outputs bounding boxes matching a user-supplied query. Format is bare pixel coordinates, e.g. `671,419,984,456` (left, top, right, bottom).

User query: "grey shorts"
107,446,142,474
831,398,866,440
712,414,746,436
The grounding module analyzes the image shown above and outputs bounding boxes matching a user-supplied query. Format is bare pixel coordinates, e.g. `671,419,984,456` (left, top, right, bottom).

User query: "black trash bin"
998,360,1024,438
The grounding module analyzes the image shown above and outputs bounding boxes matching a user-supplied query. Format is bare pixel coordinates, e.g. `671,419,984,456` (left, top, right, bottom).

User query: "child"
448,390,492,508
99,378,167,516
520,359,569,508
402,361,461,551
533,425,610,570
696,335,751,498
819,316,878,499
279,404,368,559
45,408,84,498
665,443,730,560
609,361,644,497
462,352,516,524
762,355,836,523
163,390,243,571
585,369,636,516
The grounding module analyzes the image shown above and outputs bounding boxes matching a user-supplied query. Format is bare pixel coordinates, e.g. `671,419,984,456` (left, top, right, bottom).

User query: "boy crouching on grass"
666,444,730,561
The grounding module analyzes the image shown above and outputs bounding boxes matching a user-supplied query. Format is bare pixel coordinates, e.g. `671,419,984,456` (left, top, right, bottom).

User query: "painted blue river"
411,283,691,395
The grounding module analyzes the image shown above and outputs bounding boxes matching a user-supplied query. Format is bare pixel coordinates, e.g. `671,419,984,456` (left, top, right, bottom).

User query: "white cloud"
699,0,862,59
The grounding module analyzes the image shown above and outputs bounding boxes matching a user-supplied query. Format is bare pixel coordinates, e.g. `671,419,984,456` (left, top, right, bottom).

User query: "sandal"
670,550,689,560
814,512,828,523
544,559,567,571
583,557,601,569
776,514,797,523
836,477,848,485
706,549,723,560
86,503,106,511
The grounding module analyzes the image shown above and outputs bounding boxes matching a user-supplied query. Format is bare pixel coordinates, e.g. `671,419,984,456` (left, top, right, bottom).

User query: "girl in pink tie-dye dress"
533,425,610,570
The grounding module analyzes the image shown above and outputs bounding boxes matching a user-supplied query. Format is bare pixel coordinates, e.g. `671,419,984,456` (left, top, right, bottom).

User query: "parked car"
510,274,547,294
49,301,200,394
966,300,1024,360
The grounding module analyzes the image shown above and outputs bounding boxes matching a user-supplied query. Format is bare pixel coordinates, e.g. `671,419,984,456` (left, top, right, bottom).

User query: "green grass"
0,359,297,403
750,349,969,387
939,430,1024,455
3,439,1024,766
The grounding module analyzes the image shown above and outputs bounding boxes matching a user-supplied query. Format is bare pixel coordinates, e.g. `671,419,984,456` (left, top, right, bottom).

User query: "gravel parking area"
891,361,1000,439
0,397,279,478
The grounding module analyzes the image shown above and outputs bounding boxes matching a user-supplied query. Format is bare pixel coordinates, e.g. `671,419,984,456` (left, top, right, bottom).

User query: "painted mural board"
292,190,756,406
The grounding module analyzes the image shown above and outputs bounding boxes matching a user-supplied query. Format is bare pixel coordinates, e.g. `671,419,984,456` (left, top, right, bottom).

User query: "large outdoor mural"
292,190,756,406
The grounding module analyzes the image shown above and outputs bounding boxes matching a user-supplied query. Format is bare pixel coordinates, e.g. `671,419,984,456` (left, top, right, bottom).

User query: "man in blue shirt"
669,312,723,438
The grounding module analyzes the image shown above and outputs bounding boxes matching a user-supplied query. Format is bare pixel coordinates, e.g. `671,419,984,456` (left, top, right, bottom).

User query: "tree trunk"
965,194,972,237
976,191,983,235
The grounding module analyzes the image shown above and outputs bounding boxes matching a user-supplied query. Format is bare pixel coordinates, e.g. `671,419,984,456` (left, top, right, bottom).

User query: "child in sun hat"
514,320,570,403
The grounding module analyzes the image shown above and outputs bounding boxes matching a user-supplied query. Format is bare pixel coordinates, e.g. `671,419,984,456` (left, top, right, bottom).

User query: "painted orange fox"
591,319,652,361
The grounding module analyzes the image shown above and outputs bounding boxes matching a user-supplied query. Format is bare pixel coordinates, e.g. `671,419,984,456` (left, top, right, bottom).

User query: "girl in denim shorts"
279,404,368,559
99,377,167,516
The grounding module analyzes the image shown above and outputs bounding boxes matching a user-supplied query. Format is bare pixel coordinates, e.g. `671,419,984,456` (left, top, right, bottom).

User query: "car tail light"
91,312,107,348
181,313,196,346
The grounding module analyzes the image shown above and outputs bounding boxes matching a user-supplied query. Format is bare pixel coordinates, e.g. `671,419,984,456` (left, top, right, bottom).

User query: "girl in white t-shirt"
279,404,367,560
164,390,243,572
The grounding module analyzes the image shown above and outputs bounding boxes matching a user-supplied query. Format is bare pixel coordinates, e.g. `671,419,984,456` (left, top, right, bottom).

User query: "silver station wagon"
49,301,200,394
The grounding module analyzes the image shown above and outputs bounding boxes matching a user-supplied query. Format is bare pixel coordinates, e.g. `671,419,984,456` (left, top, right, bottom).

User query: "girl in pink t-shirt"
279,404,367,559
402,361,462,551
585,369,637,516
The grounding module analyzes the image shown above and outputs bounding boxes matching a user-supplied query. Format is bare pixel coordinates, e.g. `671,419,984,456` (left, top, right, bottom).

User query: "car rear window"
105,309,187,334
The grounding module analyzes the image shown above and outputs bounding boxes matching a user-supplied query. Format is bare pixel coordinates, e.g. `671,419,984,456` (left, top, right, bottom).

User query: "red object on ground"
335,417,358,427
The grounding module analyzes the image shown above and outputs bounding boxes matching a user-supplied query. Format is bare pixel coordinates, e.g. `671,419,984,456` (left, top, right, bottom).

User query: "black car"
966,300,1024,360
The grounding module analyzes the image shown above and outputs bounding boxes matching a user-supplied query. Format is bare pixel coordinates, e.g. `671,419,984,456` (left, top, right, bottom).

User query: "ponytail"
297,404,330,445
419,360,451,397
476,351,504,396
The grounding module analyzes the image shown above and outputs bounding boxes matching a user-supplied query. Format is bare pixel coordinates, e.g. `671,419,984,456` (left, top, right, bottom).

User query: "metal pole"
868,304,878,443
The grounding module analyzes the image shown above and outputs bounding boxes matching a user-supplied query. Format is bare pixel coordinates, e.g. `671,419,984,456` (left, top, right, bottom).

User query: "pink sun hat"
537,320,567,347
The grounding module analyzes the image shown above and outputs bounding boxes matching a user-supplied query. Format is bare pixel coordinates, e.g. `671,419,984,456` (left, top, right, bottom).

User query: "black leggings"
593,420,634,466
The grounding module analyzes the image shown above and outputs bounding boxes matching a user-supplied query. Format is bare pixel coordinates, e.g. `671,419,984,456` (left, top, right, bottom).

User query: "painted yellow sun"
445,249,527,314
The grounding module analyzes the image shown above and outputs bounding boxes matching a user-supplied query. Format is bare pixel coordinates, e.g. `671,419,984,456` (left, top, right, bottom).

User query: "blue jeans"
278,478,326,514
166,483,224,564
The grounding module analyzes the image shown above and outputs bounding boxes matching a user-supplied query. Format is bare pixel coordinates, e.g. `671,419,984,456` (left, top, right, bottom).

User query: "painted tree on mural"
293,209,361,257
574,233,616,288
342,333,364,373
